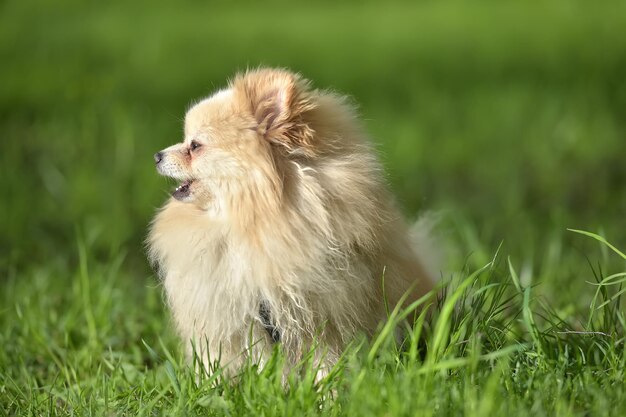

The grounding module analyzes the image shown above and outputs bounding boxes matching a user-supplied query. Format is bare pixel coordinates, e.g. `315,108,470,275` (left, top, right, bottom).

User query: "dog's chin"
172,179,195,202
170,180,215,211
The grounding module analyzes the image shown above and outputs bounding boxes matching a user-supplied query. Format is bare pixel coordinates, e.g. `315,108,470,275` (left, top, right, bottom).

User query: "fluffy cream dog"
148,68,434,374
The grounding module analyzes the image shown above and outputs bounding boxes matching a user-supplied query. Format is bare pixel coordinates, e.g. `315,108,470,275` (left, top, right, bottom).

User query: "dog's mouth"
172,179,194,200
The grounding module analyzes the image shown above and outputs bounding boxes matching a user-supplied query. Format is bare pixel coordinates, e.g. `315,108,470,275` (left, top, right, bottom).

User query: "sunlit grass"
1,0,625,414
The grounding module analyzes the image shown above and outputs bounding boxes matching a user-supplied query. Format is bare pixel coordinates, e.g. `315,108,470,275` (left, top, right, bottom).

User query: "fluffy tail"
409,212,445,283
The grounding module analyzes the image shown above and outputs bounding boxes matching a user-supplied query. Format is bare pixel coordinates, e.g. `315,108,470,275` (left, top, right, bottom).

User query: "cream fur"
148,68,434,374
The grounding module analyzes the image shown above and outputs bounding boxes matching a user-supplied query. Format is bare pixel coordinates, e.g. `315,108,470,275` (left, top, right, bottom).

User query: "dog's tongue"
172,180,193,200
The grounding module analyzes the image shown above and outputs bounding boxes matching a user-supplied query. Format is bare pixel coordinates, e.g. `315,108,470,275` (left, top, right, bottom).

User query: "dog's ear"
233,68,317,155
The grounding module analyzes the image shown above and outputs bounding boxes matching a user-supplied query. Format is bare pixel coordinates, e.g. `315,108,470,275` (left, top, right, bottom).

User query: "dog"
148,68,435,375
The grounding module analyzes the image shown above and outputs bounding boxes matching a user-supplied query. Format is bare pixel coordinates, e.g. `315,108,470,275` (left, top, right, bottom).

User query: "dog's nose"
154,152,163,164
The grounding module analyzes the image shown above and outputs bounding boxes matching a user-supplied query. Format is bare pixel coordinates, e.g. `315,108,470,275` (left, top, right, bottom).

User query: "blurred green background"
1,0,625,301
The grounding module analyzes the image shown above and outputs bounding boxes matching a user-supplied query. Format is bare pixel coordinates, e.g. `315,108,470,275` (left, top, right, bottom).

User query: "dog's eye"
190,141,202,152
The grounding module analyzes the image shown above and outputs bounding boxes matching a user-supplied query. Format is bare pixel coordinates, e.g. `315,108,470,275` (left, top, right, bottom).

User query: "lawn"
1,1,625,415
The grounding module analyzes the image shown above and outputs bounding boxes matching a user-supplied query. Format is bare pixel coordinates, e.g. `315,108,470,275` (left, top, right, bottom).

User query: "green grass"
3,234,625,415
1,0,625,415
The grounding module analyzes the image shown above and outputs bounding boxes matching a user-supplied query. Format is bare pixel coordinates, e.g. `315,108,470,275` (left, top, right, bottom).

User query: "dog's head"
154,68,317,215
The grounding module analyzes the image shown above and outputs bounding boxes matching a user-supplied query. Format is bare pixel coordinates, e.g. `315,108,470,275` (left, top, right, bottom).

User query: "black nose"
154,152,163,164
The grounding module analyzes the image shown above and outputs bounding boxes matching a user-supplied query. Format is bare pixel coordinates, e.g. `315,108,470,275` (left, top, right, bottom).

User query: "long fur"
148,68,434,374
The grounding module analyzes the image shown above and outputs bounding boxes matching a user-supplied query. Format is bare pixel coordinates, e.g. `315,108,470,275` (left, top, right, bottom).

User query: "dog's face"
154,90,264,212
154,69,316,216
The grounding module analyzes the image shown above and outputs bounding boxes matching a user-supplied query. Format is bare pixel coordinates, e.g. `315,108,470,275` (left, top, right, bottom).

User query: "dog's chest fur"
148,199,379,365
